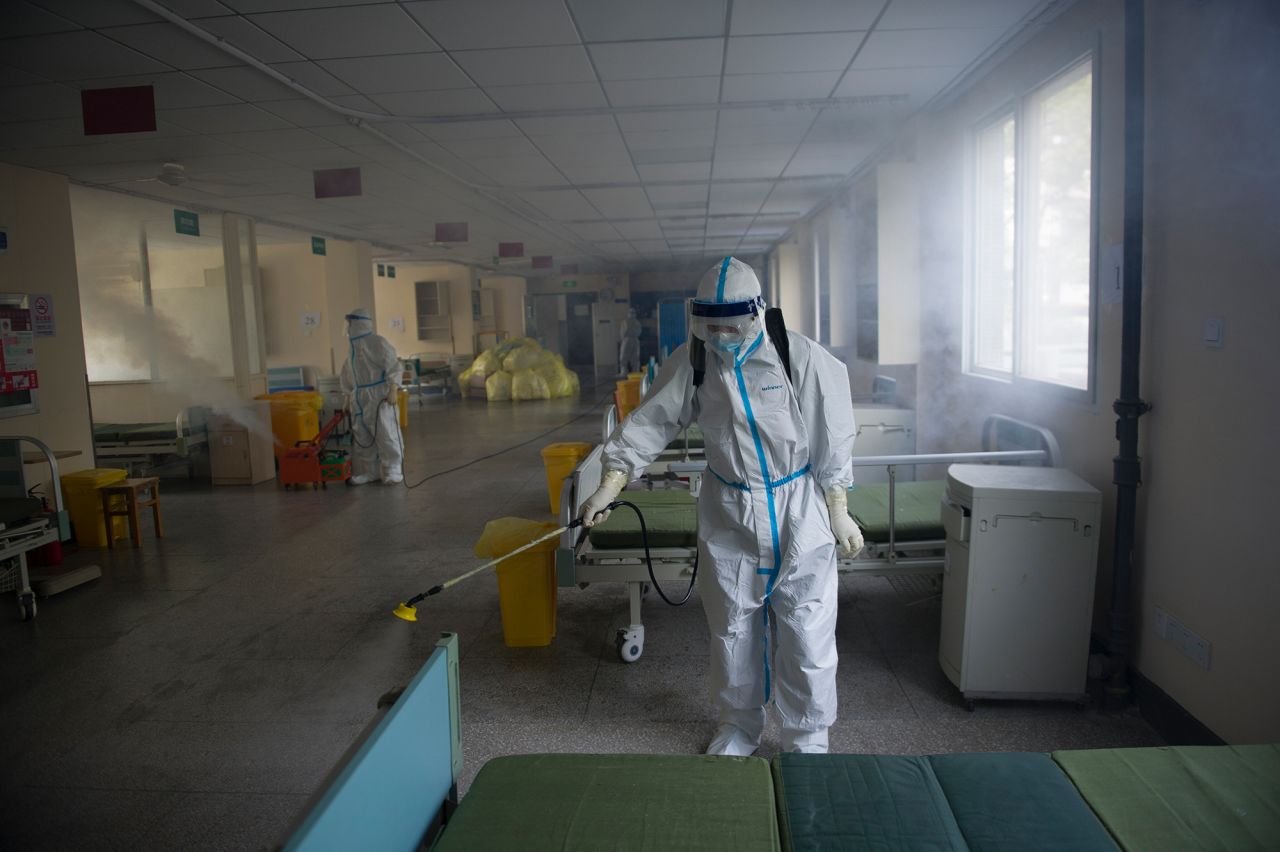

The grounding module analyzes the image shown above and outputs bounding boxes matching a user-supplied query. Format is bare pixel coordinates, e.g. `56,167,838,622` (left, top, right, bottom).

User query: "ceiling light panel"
320,54,474,94
568,0,727,41
453,46,596,87
402,0,579,50
248,6,439,60
588,39,724,81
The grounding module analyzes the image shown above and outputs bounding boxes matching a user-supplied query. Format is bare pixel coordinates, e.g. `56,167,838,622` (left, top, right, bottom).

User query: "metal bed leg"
615,582,645,663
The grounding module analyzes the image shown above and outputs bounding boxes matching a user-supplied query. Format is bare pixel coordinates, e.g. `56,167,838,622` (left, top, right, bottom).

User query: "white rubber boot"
349,474,374,485
781,728,829,754
705,724,760,757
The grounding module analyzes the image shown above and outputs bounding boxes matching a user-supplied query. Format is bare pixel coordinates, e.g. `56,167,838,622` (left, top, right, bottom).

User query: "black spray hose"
607,499,699,607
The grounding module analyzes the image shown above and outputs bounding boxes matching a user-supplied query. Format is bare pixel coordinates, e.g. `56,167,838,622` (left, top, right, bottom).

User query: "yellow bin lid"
541,441,593,459
60,468,128,487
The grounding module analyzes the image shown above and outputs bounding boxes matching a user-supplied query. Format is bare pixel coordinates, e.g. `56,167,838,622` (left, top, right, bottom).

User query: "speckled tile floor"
0,385,1161,850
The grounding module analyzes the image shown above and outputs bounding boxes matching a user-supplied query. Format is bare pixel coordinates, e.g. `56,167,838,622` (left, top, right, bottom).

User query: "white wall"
373,262,474,357
0,164,94,489
260,243,329,374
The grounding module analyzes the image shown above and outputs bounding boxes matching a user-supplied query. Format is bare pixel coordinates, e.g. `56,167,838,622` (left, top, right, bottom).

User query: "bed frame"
559,414,1061,662
93,406,210,476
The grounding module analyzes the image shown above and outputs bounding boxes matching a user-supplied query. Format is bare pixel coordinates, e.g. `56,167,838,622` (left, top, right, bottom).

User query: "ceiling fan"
112,162,253,194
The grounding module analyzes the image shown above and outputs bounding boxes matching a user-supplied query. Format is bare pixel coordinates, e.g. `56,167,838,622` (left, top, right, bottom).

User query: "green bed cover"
585,480,945,550
847,479,947,542
1053,744,1280,851
587,489,698,549
773,752,1117,852
434,754,780,851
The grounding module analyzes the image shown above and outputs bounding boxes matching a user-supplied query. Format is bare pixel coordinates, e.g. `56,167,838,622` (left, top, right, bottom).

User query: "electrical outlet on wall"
1154,605,1212,670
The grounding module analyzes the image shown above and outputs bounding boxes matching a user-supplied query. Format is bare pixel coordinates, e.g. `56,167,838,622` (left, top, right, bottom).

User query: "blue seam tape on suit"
714,256,731,303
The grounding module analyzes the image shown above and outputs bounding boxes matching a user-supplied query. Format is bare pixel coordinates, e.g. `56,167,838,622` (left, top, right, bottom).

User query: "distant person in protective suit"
579,257,862,755
340,308,403,485
619,308,642,373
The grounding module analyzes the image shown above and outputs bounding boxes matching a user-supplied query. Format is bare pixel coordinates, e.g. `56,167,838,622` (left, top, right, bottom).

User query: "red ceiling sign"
435,222,468,242
531,256,553,269
81,86,156,136
313,167,363,199
498,242,524,258
560,263,579,274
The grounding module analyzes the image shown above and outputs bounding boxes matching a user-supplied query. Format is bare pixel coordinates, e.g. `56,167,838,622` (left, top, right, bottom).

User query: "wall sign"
562,280,577,288
174,209,200,236
387,265,396,278
0,307,38,392
300,312,321,330
311,236,326,256
377,263,386,277
32,293,55,337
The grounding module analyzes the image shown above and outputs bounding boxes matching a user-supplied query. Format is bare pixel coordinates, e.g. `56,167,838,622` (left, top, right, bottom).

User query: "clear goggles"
689,297,763,343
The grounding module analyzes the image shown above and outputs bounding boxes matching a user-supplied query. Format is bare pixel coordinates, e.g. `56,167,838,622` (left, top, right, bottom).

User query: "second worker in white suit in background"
579,257,862,756
340,308,404,485
618,308,642,374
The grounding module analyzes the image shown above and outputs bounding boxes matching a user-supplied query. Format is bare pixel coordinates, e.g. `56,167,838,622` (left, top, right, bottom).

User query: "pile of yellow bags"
459,338,581,402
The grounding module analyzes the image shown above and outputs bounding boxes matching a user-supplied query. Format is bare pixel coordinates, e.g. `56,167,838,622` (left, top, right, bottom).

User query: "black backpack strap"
689,336,706,387
764,307,792,385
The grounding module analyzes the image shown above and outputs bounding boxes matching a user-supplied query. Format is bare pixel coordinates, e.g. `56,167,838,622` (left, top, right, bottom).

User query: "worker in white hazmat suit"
340,308,404,485
579,257,863,755
618,308,642,373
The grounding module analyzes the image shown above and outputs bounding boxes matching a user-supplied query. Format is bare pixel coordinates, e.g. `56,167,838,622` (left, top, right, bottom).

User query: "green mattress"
434,754,781,852
1053,744,1280,851
774,752,1118,852
587,489,698,549
847,479,947,542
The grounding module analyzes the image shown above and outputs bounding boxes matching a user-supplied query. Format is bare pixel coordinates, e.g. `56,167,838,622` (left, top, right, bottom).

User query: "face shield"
690,296,764,354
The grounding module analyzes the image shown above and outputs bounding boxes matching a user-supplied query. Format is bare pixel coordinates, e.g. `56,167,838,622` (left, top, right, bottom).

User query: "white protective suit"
340,309,404,485
596,258,857,754
618,309,642,373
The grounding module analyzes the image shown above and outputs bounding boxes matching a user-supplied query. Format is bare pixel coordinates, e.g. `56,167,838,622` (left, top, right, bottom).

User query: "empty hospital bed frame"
92,406,210,476
559,414,1061,663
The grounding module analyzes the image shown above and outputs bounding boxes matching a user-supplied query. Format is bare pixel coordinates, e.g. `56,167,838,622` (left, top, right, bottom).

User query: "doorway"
565,292,597,367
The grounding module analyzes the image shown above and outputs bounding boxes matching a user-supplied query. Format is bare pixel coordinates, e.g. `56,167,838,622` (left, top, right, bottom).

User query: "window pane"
1021,60,1093,390
973,115,1016,373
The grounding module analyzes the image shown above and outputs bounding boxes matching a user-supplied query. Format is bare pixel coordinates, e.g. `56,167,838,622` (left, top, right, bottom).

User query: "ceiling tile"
268,62,355,97
33,0,164,28
616,110,718,132
212,127,335,153
878,0,1044,30
782,155,866,177
0,66,47,88
718,107,816,128
453,46,595,87
555,162,640,184
472,155,567,187
161,103,292,133
372,89,498,117
614,221,665,240
415,119,522,141
484,82,607,112
631,147,714,165
833,65,960,100
603,77,719,108
582,187,652,218
219,0,381,10
74,73,242,109
190,66,299,101
535,132,630,164
711,158,788,180
248,7,439,60
5,1,83,37
725,33,864,74
721,72,841,102
320,54,473,95
516,114,618,136
731,0,880,35
568,222,621,240
624,129,717,151
519,190,599,220
5,31,172,79
0,83,85,122
310,124,374,147
588,39,724,81
714,142,799,162
636,162,711,181
440,135,541,160
646,184,709,206
101,23,246,70
568,0,727,42
852,28,1006,69
402,0,579,50
255,98,349,127
189,15,302,64
327,94,388,115
162,0,235,17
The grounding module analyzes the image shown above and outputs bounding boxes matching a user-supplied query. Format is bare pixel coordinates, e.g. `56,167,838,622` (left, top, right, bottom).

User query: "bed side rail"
981,414,1062,467
558,445,604,586
602,404,618,444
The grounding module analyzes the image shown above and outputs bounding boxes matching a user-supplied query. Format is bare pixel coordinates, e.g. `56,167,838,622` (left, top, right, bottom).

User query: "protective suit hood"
691,257,764,353
346,308,374,339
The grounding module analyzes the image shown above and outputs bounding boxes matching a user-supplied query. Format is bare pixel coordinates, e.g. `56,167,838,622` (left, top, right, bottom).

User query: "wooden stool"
101,477,163,549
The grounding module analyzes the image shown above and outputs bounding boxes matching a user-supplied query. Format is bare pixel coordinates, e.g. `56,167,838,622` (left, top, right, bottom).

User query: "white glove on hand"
825,486,864,557
578,469,628,527
386,384,400,405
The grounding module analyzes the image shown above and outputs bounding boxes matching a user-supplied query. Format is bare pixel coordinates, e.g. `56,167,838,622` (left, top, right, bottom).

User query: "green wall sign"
311,236,326,255
173,209,199,236
562,280,577,288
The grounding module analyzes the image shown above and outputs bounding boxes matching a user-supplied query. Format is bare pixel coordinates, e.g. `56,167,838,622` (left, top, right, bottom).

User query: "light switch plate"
1203,317,1224,347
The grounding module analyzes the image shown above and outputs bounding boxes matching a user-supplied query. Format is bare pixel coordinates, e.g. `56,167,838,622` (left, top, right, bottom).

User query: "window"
968,56,1095,392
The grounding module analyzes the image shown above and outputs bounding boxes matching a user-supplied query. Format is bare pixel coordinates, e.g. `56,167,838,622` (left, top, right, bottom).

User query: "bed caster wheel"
615,628,643,663
18,593,36,621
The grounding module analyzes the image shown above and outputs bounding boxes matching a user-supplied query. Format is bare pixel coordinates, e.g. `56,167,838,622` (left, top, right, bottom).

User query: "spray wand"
392,518,584,622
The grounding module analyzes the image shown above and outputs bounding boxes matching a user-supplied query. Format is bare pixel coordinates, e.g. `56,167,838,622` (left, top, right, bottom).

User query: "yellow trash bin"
475,518,559,647
60,468,128,548
540,442,593,515
255,391,323,457
398,387,409,430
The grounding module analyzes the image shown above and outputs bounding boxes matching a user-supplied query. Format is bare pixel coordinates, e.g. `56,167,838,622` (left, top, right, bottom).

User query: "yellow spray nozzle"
392,602,418,622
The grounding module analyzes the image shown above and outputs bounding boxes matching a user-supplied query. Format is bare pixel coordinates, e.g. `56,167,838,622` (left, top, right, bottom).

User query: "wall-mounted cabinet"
415,280,452,343
853,162,920,365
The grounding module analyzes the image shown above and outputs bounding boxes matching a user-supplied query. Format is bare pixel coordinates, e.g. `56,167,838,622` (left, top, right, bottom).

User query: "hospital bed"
283,637,1280,851
0,437,73,621
560,415,1061,662
92,406,210,476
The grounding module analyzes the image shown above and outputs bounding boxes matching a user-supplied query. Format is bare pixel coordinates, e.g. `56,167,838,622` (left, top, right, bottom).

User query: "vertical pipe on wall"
1107,0,1153,705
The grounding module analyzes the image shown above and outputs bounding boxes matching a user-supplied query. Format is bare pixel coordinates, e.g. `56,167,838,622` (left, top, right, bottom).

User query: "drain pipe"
1105,0,1152,707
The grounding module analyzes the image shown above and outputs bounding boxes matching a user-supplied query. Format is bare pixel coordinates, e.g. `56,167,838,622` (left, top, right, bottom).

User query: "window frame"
963,51,1101,402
